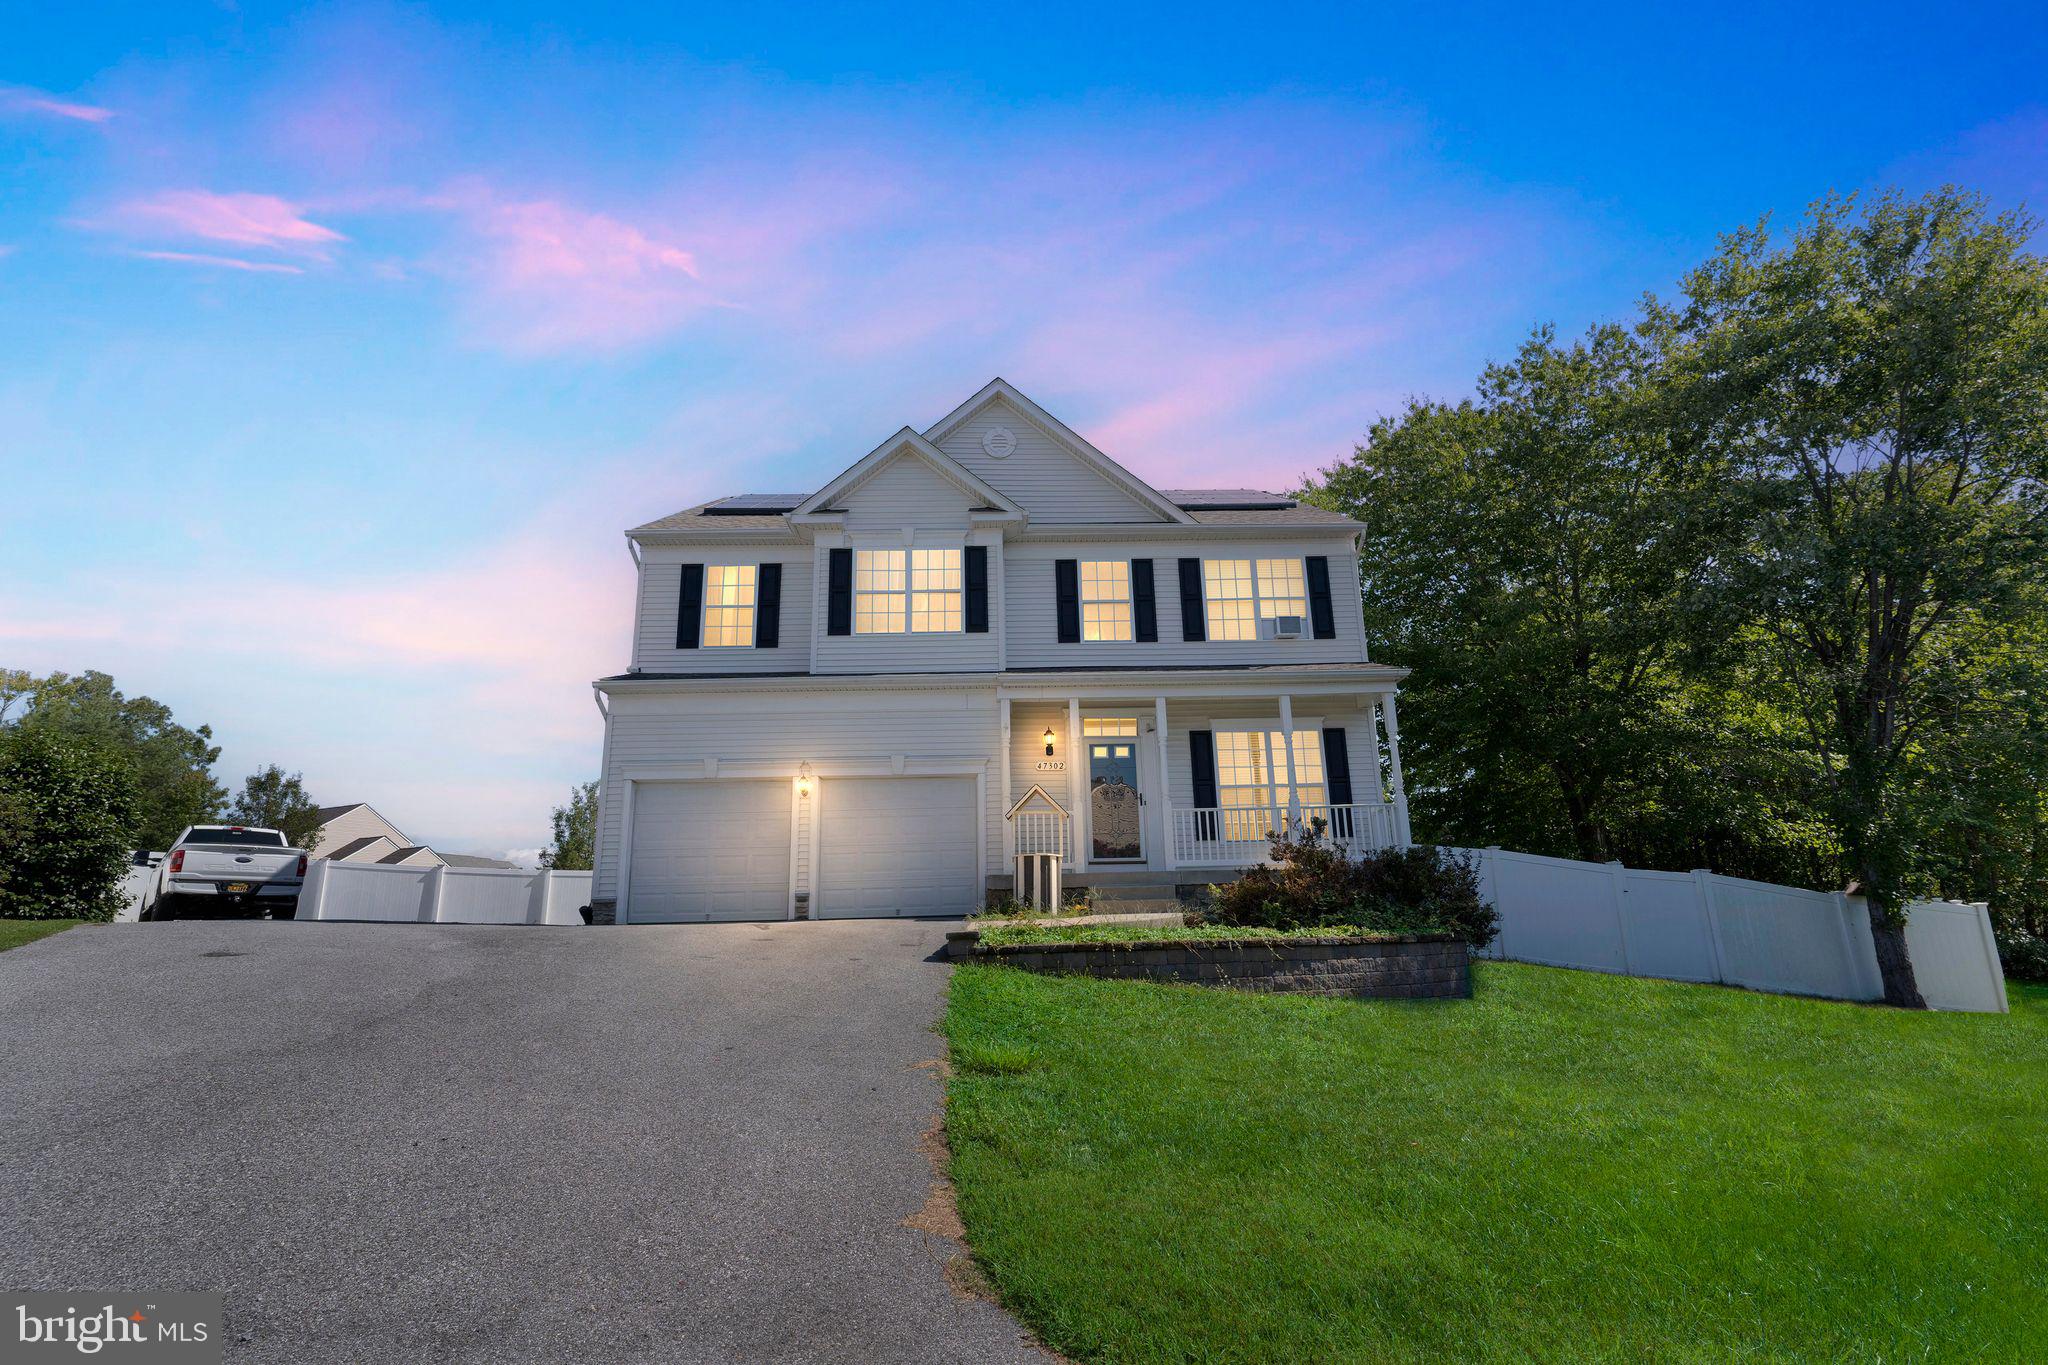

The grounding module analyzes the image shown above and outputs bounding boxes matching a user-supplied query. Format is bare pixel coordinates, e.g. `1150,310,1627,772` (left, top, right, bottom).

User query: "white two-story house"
588,379,1412,923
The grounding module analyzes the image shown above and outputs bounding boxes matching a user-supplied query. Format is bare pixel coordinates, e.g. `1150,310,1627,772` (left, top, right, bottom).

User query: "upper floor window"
703,565,757,647
856,547,962,634
1080,560,1132,641
1203,558,1306,641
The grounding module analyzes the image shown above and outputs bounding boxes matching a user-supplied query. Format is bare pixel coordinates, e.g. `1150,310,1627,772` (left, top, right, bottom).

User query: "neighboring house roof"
440,853,518,870
629,500,797,534
1188,504,1361,527
314,802,367,821
325,835,394,861
376,845,438,865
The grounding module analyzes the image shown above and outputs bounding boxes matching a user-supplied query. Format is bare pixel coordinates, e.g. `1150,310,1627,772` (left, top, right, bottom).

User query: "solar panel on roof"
1164,488,1297,510
702,493,809,514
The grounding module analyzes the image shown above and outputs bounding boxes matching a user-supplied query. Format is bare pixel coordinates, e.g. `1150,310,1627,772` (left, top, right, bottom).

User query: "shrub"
1208,827,1499,947
0,726,138,922
1996,929,2048,984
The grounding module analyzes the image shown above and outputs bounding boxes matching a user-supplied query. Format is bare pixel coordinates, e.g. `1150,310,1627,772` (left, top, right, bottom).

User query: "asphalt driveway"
0,920,1043,1364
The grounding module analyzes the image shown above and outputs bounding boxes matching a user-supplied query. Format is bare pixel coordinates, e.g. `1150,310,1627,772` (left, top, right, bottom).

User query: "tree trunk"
1864,899,1927,1009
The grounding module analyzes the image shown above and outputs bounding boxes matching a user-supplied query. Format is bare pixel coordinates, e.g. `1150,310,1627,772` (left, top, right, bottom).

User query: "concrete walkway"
0,920,1044,1364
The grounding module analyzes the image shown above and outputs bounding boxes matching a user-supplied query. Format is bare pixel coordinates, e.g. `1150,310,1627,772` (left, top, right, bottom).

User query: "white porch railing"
1014,809,1069,857
1167,803,1401,867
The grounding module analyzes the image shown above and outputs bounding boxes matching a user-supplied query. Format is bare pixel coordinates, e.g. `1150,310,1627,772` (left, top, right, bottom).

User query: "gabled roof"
1005,784,1070,818
440,852,518,869
314,802,367,821
791,427,1026,521
377,845,437,865
324,835,392,861
923,378,1195,525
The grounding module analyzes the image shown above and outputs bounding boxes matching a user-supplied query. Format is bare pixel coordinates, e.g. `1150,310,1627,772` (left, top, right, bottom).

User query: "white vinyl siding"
931,397,1163,524
594,686,1001,904
838,452,975,531
1002,538,1368,668
634,543,812,674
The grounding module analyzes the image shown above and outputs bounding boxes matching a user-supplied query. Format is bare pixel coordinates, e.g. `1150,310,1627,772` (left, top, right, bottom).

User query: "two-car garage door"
626,775,979,921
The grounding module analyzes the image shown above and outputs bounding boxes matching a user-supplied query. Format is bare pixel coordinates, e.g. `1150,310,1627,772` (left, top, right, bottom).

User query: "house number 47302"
1035,760,1065,771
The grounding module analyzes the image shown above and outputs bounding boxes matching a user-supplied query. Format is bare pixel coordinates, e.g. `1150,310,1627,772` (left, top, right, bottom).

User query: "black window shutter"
1306,556,1336,639
755,562,782,648
826,548,852,636
1323,726,1354,837
1131,559,1157,642
676,564,703,649
965,546,989,633
1055,559,1080,643
1177,558,1206,641
1189,729,1218,841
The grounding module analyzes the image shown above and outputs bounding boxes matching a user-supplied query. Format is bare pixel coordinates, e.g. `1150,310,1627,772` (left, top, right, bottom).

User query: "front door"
1088,740,1144,861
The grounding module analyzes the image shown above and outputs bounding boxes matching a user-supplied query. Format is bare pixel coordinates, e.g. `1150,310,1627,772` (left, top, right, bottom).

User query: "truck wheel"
151,894,180,922
270,901,298,921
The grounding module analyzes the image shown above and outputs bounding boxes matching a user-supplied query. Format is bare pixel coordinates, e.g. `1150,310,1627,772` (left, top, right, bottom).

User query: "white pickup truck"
144,825,307,921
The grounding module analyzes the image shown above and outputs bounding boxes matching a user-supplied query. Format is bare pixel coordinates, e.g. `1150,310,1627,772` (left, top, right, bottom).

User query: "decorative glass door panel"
1088,741,1144,860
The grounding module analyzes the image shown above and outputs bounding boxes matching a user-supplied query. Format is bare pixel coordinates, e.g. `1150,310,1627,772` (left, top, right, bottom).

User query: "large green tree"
539,781,598,871
0,726,139,922
1661,189,2048,1006
7,670,226,849
226,765,324,848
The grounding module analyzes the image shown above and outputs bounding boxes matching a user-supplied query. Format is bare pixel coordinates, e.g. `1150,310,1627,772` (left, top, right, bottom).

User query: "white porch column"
999,697,1013,864
1154,695,1173,869
1067,696,1085,869
1384,691,1412,846
1278,694,1301,829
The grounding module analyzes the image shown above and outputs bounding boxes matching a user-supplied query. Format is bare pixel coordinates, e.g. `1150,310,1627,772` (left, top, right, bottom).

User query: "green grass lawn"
944,961,2047,1363
0,918,83,952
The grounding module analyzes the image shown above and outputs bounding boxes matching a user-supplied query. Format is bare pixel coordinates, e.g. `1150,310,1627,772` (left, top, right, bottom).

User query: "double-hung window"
702,565,758,647
1080,560,1132,641
1214,729,1326,838
1203,558,1307,641
855,547,963,634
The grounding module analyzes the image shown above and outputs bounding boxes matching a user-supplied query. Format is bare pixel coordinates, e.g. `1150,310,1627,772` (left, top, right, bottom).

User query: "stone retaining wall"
956,934,1470,999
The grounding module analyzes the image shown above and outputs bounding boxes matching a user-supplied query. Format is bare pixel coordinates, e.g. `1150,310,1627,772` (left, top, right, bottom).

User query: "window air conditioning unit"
1270,615,1304,639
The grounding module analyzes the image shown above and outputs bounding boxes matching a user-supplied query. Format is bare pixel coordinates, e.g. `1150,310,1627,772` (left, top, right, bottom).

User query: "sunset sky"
4,2,2044,858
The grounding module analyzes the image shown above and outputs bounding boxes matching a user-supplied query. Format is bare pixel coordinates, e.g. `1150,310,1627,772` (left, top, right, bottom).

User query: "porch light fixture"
1043,727,1056,757
796,762,813,799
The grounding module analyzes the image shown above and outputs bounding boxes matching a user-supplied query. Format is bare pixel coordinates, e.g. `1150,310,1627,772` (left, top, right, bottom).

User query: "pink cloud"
105,190,345,256
2,84,113,123
426,186,706,352
127,249,306,275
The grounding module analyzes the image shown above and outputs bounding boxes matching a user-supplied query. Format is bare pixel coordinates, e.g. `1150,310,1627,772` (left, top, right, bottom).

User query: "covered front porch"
995,665,1413,884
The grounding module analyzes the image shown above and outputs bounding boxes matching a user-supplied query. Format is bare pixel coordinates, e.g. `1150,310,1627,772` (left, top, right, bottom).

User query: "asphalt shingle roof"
632,492,1360,532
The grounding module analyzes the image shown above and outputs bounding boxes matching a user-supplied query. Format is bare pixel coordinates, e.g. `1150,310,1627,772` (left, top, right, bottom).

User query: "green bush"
1208,827,1499,947
0,726,138,922
1996,929,2048,983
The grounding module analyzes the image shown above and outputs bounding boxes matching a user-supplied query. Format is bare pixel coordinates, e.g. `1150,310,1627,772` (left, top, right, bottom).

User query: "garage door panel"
818,777,978,919
629,781,790,923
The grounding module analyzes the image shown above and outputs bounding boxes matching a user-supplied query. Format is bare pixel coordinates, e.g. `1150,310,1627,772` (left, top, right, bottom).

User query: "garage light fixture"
1042,727,1056,757
796,762,813,799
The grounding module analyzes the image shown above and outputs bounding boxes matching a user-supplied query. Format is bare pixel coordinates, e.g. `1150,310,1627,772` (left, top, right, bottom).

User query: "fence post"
307,859,331,922
423,864,448,923
1968,901,2010,1015
1692,869,1727,984
1606,861,1634,975
1483,847,1505,960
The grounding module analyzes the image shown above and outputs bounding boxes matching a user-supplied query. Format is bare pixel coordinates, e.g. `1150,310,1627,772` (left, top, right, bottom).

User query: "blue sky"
4,2,2043,858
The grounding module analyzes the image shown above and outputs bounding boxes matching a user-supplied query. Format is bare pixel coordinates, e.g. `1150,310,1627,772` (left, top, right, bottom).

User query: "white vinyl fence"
1459,846,2008,1014
297,859,593,926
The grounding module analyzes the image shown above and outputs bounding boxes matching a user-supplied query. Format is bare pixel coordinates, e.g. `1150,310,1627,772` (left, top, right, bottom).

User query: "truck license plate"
225,882,251,894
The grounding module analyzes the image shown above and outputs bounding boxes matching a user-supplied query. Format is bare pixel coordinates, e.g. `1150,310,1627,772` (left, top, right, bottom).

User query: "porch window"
1202,558,1308,640
1214,729,1327,838
1079,560,1133,641
855,550,906,633
702,565,758,647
